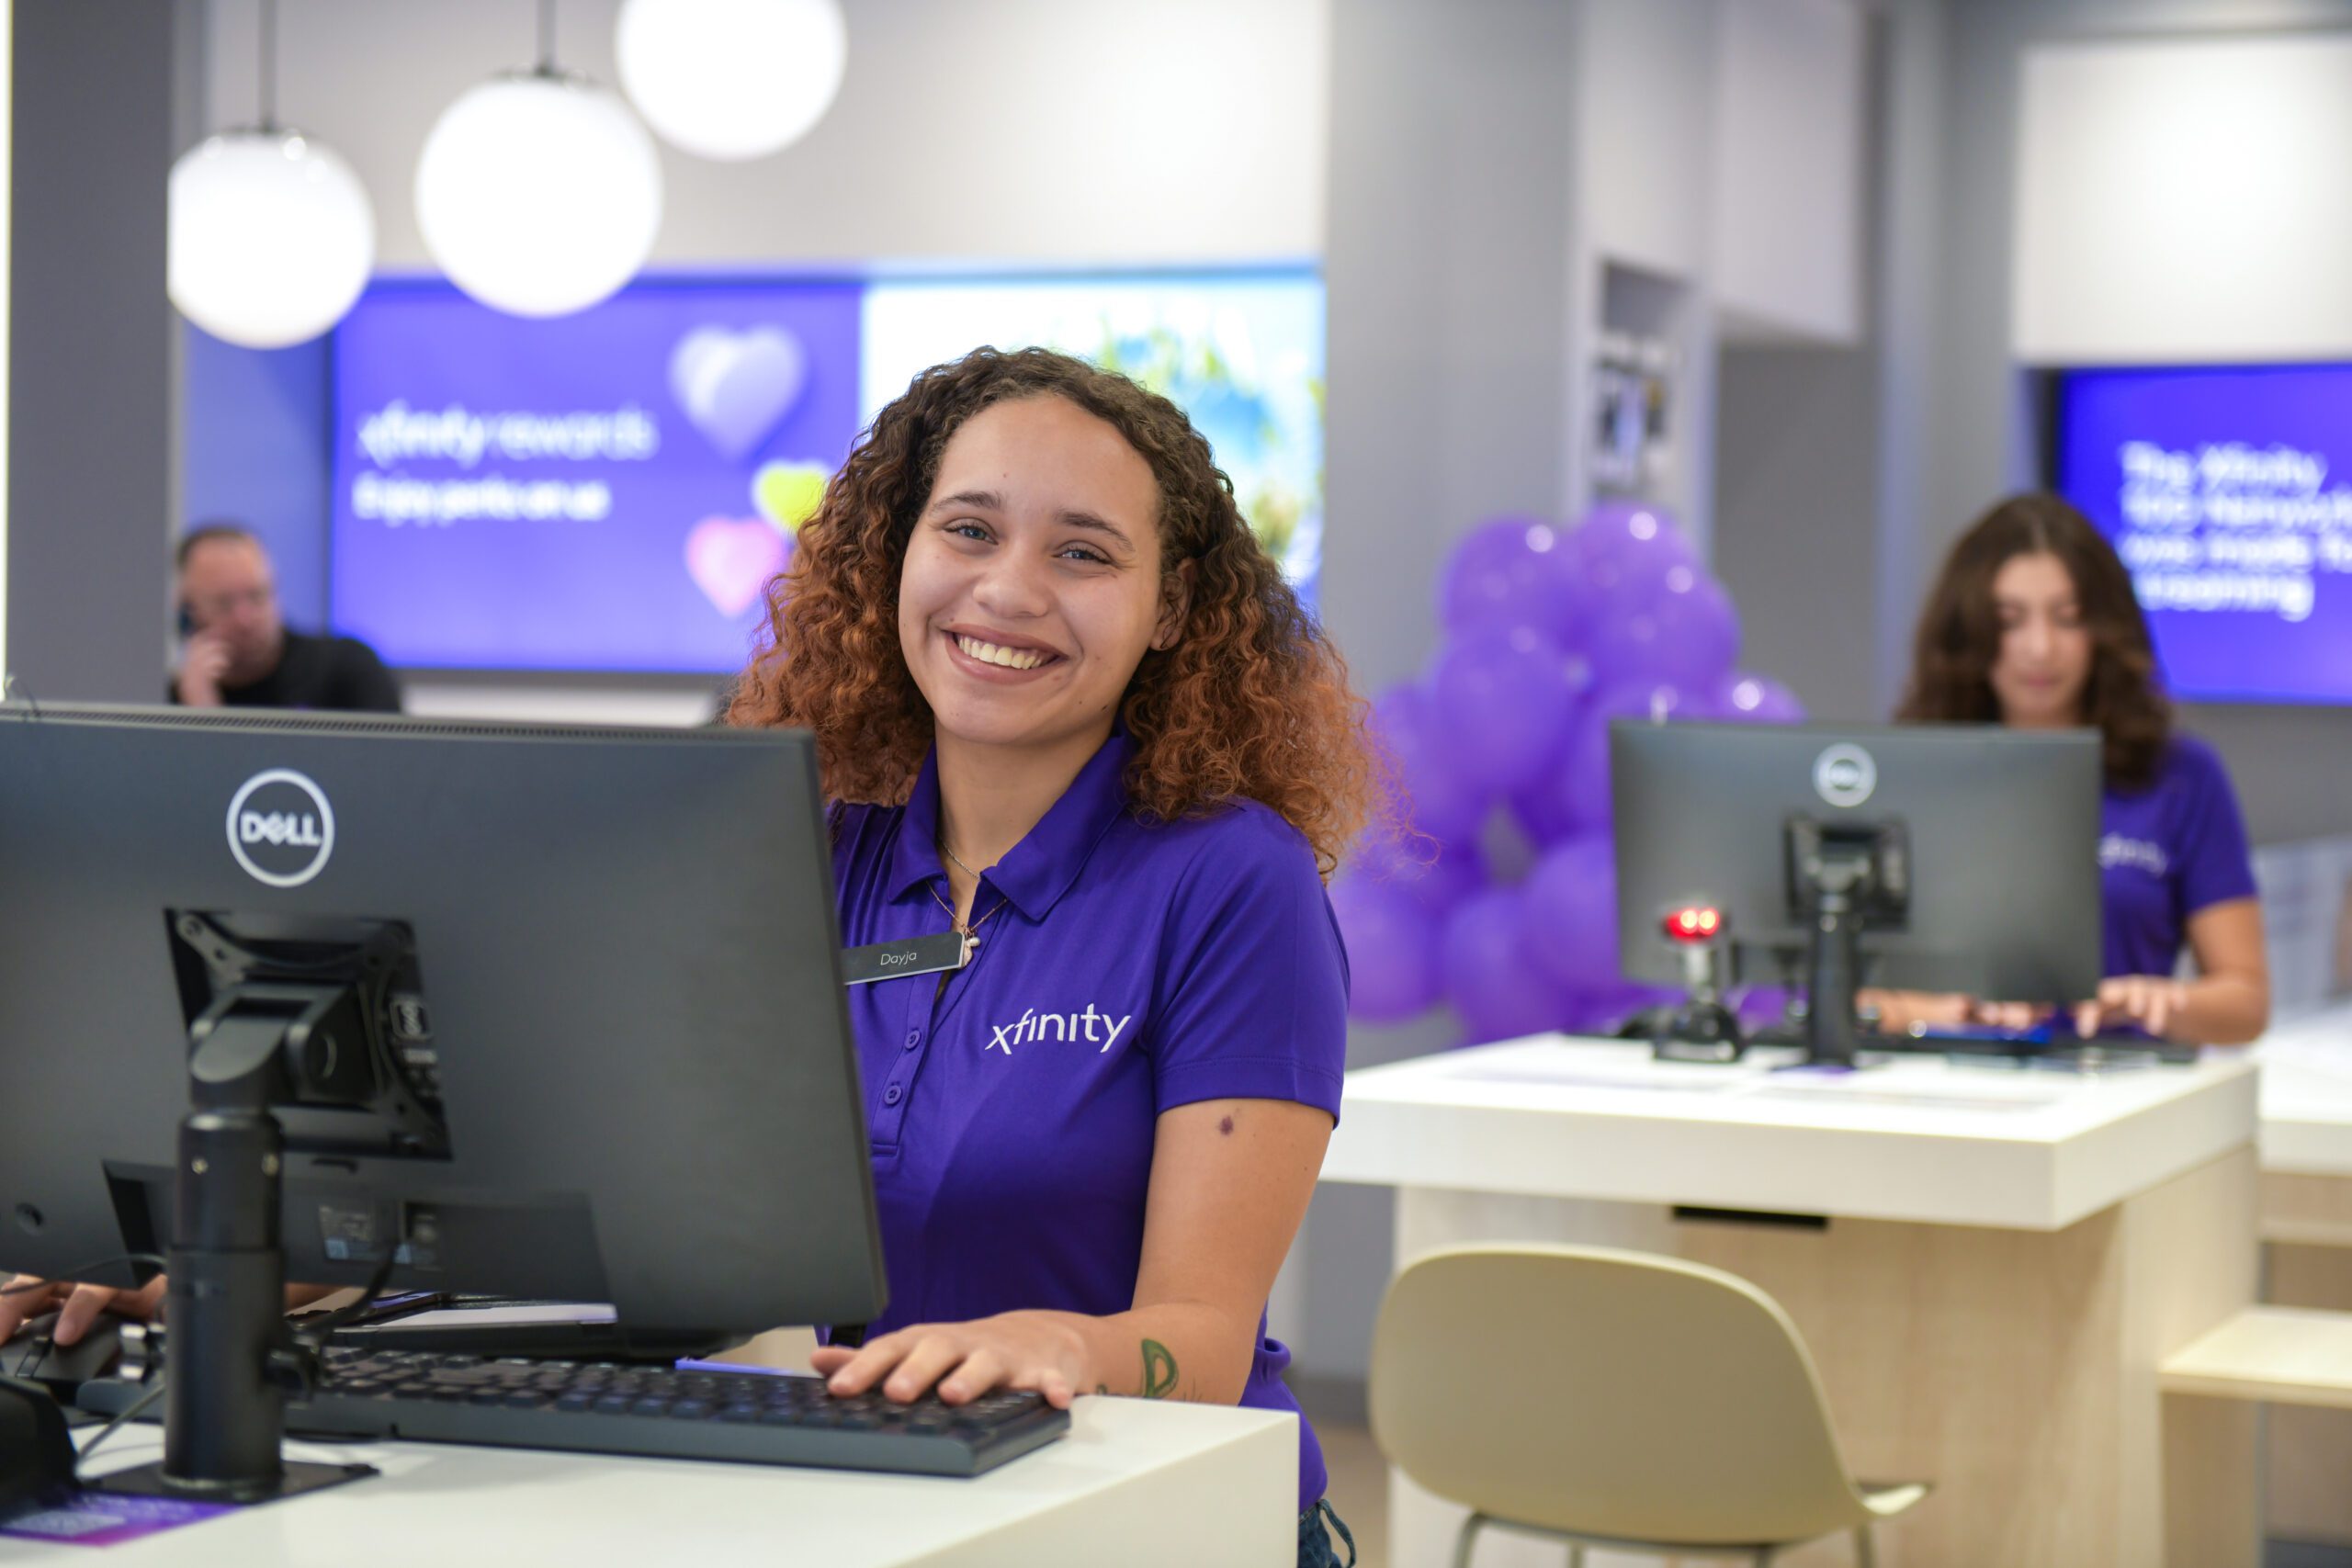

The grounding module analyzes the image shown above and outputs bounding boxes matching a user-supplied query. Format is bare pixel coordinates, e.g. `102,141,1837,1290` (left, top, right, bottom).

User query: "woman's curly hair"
1895,491,2172,787
729,345,1376,877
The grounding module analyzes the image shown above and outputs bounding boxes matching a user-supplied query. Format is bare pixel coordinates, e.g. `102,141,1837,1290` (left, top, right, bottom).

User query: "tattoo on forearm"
1141,1338,1178,1399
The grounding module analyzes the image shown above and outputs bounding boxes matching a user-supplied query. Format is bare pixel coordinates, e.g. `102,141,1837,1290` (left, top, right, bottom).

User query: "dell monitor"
0,704,883,1497
1611,722,2106,1064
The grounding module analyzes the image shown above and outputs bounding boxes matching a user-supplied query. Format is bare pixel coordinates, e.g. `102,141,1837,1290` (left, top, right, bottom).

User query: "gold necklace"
928,881,1008,949
939,839,984,881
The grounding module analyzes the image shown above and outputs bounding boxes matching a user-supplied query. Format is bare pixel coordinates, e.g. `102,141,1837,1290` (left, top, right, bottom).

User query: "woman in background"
1872,492,2269,1044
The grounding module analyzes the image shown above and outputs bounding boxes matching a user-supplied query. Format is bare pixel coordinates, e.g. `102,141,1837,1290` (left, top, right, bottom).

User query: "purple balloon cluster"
1334,502,1805,1044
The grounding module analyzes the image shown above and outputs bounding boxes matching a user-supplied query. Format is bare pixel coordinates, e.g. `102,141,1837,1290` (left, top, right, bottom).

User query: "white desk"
2251,1006,2352,1546
13,1399,1296,1566
2256,1005,2352,1185
1323,1037,2256,1229
1323,1037,2263,1568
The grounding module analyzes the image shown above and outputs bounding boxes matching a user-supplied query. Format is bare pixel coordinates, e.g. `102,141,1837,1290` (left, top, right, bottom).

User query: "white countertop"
2256,1003,2352,1177
1322,1036,2257,1230
18,1399,1296,1567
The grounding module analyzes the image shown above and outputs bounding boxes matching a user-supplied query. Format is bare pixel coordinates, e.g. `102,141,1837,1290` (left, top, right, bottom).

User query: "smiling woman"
899,394,1171,765
733,346,1374,874
728,346,1375,1568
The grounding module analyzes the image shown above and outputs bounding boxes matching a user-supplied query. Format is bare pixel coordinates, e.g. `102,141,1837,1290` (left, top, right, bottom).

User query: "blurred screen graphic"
331,269,1322,673
2056,362,2352,705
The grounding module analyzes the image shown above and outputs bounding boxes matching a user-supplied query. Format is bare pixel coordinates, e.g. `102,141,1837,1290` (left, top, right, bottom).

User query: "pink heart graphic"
685,517,789,618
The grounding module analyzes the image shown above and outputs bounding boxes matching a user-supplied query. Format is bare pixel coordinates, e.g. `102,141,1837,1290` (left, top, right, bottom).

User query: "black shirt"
171,629,403,713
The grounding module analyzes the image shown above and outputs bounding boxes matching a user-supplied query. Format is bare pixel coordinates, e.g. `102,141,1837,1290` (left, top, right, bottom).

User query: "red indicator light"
1663,907,1723,942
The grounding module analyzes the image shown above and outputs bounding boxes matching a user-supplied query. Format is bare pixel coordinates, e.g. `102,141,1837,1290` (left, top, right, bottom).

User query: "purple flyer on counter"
2,1490,238,1548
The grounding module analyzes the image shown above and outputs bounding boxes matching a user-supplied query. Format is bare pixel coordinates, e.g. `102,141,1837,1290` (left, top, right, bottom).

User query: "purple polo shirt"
2098,734,2257,979
829,729,1349,1511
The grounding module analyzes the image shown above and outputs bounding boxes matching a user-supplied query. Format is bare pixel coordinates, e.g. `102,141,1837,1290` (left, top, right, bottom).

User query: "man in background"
173,524,402,712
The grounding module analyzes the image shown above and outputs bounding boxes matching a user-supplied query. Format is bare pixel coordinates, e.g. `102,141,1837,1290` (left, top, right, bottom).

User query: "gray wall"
1319,0,1580,695
1713,0,1944,728
6,1,181,702
201,0,1328,270
1713,344,1883,722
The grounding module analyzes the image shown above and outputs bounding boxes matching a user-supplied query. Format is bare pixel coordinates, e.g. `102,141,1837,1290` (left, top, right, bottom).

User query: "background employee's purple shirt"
2098,733,2257,979
829,731,1349,1511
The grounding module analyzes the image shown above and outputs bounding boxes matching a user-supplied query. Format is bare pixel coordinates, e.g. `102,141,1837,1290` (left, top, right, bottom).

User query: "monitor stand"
89,989,377,1506
1799,871,1870,1067
1786,816,1910,1068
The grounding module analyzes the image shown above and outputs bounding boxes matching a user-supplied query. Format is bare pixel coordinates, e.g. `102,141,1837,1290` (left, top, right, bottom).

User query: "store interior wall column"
1297,0,1584,1408
0,0,13,688
6,0,178,702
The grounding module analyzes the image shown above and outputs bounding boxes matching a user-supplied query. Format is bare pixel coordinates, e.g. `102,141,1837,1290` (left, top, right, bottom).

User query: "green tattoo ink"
1141,1338,1178,1400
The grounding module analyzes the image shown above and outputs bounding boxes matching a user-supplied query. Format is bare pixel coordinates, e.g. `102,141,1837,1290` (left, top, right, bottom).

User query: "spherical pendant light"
169,130,376,348
616,0,847,161
414,72,663,318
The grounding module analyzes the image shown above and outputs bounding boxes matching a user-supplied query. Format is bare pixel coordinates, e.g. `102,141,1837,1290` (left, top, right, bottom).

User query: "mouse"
2,1314,125,1392
0,1371,78,1520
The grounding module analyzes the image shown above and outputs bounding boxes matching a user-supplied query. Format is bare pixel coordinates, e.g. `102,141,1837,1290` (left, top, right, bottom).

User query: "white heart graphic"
669,325,808,461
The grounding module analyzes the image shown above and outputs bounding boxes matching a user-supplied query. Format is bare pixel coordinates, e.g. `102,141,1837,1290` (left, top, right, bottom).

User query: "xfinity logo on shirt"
988,1005,1134,1055
2100,833,2169,877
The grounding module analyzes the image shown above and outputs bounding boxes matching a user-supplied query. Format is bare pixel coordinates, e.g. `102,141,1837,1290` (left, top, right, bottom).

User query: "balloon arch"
1333,502,1804,1043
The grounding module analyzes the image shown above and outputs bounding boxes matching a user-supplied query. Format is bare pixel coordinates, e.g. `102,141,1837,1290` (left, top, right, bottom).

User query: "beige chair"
1368,1244,1928,1566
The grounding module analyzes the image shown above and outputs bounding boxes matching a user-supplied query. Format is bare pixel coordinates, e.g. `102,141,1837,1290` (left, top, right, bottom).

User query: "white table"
13,1399,1296,1566
1322,1036,2263,1568
2256,1006,2352,1186
2251,1006,2352,1546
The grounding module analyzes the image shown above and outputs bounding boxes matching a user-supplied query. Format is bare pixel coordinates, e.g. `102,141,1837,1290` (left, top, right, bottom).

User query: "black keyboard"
81,1346,1070,1479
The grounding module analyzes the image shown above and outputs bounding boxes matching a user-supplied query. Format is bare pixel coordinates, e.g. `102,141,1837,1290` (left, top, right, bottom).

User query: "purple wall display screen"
330,281,863,672
2056,363,2352,705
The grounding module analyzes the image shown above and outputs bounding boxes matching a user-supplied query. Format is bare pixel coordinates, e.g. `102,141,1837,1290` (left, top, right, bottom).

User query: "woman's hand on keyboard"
810,1310,1093,1410
0,1275,165,1347
1,1276,344,1346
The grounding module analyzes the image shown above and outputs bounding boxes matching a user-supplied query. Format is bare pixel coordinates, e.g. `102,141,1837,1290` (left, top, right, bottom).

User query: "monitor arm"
1785,817,1911,1068
165,993,324,1496
95,976,390,1505
1796,850,1873,1067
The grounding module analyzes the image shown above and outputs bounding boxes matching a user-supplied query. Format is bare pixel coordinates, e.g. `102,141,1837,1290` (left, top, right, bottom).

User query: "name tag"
841,930,974,986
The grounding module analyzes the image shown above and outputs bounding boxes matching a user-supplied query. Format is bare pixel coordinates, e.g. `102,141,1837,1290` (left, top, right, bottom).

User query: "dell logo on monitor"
225,769,336,887
1812,743,1878,809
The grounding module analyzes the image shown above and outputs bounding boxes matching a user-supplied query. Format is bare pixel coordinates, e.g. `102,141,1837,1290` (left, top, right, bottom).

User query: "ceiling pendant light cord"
257,0,278,131
538,0,559,74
